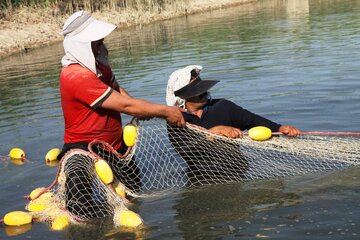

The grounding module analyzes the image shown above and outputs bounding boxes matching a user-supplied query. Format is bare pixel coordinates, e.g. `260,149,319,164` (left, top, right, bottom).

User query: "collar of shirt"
185,101,209,117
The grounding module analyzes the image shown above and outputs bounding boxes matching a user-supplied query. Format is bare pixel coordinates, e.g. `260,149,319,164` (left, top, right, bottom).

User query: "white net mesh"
131,119,359,195
26,149,129,225
27,118,359,224
58,150,127,220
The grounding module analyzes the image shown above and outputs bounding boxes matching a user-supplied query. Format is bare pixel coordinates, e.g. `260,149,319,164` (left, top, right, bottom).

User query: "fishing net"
0,155,27,169
0,156,10,169
126,119,359,195
26,118,359,226
25,148,131,227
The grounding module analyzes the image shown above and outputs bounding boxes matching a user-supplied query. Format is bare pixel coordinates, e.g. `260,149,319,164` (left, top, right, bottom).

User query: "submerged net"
27,118,359,225
0,156,10,169
128,119,359,195
25,149,129,226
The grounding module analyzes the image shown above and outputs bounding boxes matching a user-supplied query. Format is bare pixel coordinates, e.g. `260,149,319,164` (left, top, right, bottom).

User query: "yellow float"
45,148,61,162
27,202,46,212
115,210,142,228
123,124,137,147
248,126,272,141
113,180,126,198
37,192,53,202
51,215,70,230
95,159,114,184
3,211,32,226
9,148,25,160
29,187,45,200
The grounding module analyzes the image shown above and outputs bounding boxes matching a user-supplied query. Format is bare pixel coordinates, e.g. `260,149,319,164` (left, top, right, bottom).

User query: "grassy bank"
0,0,254,58
1,0,190,14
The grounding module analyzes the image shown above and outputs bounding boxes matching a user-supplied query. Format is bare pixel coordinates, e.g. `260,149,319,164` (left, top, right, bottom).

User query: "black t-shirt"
183,99,281,132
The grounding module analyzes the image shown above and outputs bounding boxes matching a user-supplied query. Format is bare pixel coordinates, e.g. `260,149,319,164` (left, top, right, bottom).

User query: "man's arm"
278,125,301,137
226,100,281,131
101,90,186,127
227,100,301,137
208,125,243,139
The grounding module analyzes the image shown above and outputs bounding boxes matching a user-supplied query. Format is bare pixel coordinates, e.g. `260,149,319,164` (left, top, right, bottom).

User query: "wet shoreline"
0,0,254,59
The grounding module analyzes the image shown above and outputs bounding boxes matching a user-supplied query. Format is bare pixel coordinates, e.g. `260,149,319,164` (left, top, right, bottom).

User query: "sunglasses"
198,91,208,98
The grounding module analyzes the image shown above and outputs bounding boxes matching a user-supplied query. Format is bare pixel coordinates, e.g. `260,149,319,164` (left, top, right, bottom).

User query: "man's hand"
278,125,301,137
209,125,243,139
165,106,186,127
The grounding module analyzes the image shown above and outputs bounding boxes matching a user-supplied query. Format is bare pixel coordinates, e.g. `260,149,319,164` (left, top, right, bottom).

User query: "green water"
0,0,359,239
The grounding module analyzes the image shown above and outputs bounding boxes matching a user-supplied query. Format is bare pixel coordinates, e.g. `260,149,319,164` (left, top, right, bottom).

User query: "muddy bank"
0,0,254,58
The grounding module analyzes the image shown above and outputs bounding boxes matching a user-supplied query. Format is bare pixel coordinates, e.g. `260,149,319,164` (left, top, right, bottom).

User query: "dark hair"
190,69,201,80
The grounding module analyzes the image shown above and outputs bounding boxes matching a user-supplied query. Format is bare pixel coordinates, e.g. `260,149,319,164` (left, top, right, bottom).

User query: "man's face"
91,38,104,57
186,91,208,105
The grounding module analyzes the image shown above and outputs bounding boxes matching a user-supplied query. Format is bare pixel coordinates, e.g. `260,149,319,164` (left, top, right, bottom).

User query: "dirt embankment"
0,0,253,58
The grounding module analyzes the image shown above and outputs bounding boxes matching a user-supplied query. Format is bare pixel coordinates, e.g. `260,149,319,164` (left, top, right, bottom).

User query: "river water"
0,0,359,239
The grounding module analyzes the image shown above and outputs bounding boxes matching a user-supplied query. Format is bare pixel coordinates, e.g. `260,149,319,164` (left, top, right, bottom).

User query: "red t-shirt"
60,64,123,150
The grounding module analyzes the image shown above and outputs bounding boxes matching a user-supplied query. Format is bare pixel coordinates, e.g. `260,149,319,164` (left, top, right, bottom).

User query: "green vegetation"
0,0,248,57
0,0,180,24
1,0,56,9
1,0,169,12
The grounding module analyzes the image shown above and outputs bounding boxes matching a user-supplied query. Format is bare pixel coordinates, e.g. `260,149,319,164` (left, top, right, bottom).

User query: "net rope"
26,118,359,225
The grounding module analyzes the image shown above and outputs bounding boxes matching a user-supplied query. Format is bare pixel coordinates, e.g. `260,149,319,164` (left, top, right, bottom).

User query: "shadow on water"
172,179,301,239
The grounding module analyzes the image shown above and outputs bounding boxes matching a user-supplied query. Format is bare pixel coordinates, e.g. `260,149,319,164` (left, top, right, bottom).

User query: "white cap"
166,65,203,107
62,11,116,42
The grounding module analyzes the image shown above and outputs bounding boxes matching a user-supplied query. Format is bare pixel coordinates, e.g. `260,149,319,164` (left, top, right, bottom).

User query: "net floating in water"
25,149,132,228
27,118,359,226
131,119,359,193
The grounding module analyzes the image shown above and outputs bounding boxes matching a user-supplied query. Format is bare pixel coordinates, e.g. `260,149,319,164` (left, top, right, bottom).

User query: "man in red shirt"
60,11,185,155
59,11,185,218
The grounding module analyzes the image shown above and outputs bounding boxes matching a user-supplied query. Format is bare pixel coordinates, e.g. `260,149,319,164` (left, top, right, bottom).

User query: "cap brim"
71,19,116,42
174,79,219,98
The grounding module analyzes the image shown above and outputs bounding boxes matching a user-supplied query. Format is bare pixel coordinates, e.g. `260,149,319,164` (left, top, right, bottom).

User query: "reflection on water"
286,0,309,18
0,0,359,239
172,179,300,239
4,224,32,237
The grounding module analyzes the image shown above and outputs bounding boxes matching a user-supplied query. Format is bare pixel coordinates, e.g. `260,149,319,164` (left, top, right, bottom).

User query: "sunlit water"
0,0,359,239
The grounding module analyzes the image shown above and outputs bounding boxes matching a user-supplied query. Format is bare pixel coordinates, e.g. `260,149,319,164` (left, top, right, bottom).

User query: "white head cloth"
166,65,202,108
60,11,116,75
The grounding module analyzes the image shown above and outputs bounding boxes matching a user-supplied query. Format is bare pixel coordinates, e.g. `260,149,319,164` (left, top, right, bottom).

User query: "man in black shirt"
166,65,300,137
166,65,300,185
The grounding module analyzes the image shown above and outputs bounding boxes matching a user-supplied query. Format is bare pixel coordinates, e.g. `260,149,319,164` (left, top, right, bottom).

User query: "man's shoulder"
209,98,234,106
61,64,95,78
208,98,242,112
